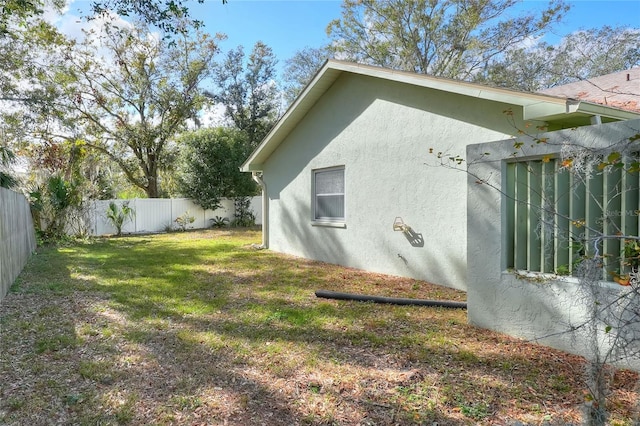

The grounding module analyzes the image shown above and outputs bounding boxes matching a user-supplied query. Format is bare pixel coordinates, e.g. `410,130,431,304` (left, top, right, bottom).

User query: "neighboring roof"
242,60,640,172
540,68,640,113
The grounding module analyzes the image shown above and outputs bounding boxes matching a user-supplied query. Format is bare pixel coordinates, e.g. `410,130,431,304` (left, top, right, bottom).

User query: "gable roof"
539,68,640,113
242,60,640,172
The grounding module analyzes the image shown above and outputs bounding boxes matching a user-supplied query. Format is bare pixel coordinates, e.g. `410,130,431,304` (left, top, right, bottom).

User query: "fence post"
133,198,138,234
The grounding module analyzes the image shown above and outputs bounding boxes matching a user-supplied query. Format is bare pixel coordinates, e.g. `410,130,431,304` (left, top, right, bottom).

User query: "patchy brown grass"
0,229,638,425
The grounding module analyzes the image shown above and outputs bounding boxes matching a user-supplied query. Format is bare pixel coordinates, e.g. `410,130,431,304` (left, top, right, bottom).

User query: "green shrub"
175,211,195,231
210,216,229,228
105,201,135,236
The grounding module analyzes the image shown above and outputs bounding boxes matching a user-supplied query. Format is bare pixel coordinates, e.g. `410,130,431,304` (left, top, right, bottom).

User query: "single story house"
241,60,639,292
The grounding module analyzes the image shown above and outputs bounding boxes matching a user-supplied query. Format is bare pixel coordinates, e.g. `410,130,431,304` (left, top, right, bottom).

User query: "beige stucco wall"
262,73,527,290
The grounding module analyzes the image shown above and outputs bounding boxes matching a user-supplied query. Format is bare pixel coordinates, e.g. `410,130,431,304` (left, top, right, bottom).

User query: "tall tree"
177,127,257,211
282,46,332,105
0,15,69,132
87,0,228,34
327,0,568,80
546,26,640,85
0,0,65,35
477,26,640,91
0,0,226,36
209,41,278,149
42,22,220,198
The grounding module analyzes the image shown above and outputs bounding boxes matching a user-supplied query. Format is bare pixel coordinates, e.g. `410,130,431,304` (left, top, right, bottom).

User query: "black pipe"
315,290,467,309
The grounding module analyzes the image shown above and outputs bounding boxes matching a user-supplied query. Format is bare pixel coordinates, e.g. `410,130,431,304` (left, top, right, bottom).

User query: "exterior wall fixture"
393,217,410,233
393,217,424,248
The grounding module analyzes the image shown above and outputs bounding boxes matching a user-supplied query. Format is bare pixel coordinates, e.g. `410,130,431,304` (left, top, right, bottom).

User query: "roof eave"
525,100,640,124
241,60,343,172
241,61,640,172
241,163,264,173
574,102,640,121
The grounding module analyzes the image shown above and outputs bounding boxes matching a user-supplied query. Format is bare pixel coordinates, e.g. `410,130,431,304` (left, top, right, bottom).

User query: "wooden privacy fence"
0,187,36,301
85,197,262,236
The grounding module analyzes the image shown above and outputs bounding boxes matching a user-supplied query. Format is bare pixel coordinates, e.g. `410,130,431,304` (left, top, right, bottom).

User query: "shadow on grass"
2,230,632,425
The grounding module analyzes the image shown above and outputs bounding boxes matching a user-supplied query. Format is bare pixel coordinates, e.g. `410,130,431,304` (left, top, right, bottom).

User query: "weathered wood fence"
0,187,36,301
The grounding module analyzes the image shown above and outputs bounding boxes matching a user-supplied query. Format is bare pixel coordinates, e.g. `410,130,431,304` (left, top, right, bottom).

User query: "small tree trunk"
584,359,611,426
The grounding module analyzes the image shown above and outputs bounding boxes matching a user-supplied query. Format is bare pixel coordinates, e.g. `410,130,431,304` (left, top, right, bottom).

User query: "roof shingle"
540,69,640,112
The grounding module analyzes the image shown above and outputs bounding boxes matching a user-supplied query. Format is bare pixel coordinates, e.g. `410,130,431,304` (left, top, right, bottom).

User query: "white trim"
311,221,347,228
312,165,345,223
252,172,268,248
240,60,639,172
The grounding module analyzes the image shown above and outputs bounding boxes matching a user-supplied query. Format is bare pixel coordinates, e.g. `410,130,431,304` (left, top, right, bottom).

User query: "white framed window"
313,166,345,223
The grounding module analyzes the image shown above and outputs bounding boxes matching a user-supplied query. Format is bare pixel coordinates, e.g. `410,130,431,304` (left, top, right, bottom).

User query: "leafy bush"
177,128,258,211
105,201,135,236
175,211,195,231
210,216,229,228
30,176,86,241
0,144,18,189
232,196,255,228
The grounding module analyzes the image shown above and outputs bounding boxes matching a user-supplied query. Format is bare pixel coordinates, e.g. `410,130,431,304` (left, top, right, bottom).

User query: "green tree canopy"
282,46,332,105
0,0,65,35
36,22,220,198
177,127,257,211
476,26,640,92
0,15,68,134
208,41,279,149
281,0,569,99
327,0,568,80
0,0,224,36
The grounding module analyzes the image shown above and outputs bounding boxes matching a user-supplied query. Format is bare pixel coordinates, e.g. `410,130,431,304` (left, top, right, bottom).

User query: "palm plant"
106,201,135,236
0,145,18,189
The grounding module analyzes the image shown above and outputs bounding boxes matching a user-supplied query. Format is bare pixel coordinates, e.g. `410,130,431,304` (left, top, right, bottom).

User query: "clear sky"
188,0,640,65
61,0,640,75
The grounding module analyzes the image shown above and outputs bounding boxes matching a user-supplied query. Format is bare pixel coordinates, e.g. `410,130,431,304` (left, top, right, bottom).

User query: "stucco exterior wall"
467,119,640,371
262,73,527,290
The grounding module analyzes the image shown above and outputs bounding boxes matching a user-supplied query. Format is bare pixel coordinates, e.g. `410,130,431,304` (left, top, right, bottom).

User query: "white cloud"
192,103,229,129
45,1,135,44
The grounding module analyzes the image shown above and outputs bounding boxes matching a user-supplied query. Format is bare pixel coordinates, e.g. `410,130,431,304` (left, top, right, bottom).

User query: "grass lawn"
0,229,638,425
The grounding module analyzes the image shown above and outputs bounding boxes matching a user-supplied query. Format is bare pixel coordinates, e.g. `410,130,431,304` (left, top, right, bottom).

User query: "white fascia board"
333,61,570,108
241,61,342,172
523,100,640,122
575,102,640,121
242,163,263,172
241,60,639,172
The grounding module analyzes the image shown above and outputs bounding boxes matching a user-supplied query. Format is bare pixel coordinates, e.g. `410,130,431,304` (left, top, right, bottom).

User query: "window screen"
314,167,345,221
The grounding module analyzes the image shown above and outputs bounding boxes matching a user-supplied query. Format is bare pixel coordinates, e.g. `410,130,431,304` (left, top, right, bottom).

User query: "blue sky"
62,0,640,75
189,0,640,66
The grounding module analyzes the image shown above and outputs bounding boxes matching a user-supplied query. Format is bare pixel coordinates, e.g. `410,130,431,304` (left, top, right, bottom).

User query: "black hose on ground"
315,290,467,309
